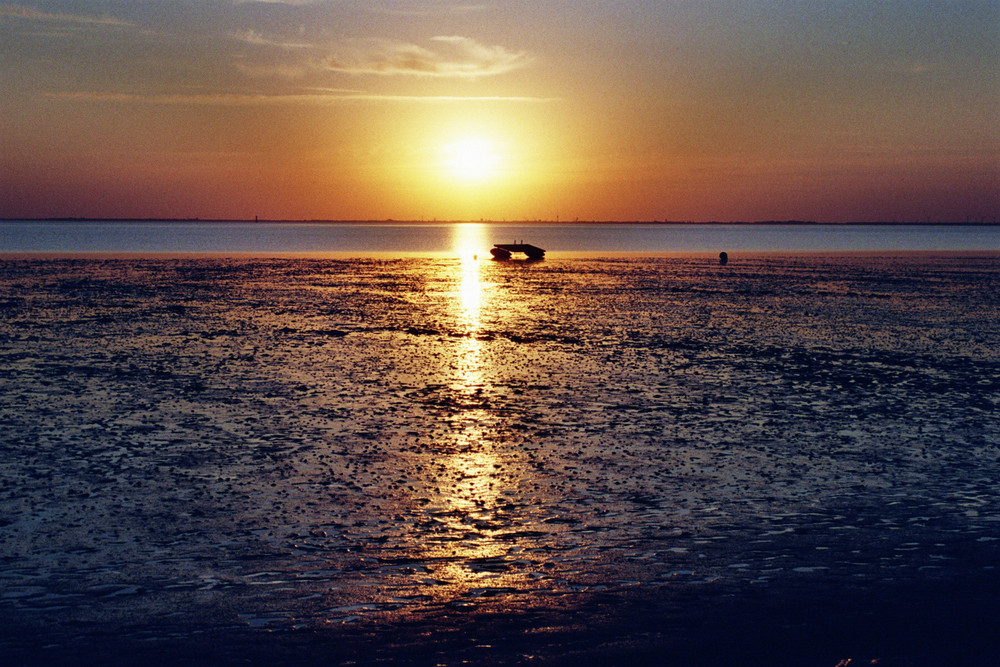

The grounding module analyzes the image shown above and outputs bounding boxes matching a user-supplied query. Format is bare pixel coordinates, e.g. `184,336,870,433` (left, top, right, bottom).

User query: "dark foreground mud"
1,253,998,665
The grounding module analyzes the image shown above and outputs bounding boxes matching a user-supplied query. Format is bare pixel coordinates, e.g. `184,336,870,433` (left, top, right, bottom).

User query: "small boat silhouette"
490,243,545,261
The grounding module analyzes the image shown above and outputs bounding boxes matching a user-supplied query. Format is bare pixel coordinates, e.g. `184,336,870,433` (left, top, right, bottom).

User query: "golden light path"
453,222,486,326
390,223,544,603
416,223,515,589
447,223,494,517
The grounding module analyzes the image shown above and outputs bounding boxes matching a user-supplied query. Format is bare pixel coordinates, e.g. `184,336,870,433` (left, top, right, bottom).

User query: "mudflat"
1,253,998,666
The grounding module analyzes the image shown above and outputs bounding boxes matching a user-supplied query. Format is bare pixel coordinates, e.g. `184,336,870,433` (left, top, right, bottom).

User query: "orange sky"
2,1,998,222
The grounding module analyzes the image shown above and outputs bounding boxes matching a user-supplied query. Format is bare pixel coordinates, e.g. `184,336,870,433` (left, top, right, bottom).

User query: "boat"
490,243,545,261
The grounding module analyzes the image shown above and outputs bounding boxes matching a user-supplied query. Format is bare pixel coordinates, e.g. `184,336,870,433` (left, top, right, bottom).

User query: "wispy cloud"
323,36,532,78
369,3,487,17
45,90,556,105
231,0,318,5
227,31,531,81
46,91,352,105
233,61,312,79
233,0,482,9
229,29,314,50
0,4,132,27
898,61,942,76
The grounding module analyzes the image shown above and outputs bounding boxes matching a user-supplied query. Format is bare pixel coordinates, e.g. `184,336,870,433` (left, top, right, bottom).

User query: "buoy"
719,251,729,265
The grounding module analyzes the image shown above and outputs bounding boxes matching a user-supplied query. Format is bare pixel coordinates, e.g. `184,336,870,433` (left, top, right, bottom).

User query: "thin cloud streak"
233,62,312,79
45,90,558,105
0,4,133,27
229,29,314,50
369,3,487,17
228,33,532,81
231,0,318,5
323,36,533,78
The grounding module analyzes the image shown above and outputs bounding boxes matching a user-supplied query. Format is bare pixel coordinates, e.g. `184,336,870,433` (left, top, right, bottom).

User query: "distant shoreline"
2,218,999,226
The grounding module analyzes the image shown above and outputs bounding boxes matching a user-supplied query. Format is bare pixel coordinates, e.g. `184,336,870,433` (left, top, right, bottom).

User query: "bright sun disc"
442,138,501,183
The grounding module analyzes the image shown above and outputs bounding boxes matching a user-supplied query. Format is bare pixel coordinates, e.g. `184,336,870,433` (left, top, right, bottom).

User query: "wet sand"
1,253,998,665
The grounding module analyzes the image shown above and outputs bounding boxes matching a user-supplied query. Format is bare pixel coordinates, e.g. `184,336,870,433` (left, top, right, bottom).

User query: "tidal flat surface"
1,253,999,666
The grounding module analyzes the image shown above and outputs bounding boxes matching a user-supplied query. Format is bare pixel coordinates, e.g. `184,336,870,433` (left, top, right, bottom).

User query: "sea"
1,221,999,665
1,220,998,253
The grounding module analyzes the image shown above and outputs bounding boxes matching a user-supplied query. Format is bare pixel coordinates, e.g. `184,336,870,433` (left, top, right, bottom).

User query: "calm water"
1,220,998,253
2,253,1000,665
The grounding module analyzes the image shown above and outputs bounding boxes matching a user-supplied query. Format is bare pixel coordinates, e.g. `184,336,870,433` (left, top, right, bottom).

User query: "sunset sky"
2,1,998,222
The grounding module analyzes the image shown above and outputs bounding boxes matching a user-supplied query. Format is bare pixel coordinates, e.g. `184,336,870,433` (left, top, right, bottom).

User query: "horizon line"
3,218,999,226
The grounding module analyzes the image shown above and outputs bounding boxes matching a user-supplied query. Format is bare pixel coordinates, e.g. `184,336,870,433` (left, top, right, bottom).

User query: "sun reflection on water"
410,224,526,583
453,223,486,334
443,223,496,516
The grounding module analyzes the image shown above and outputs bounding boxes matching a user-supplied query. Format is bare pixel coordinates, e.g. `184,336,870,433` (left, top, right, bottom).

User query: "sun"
441,137,502,183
